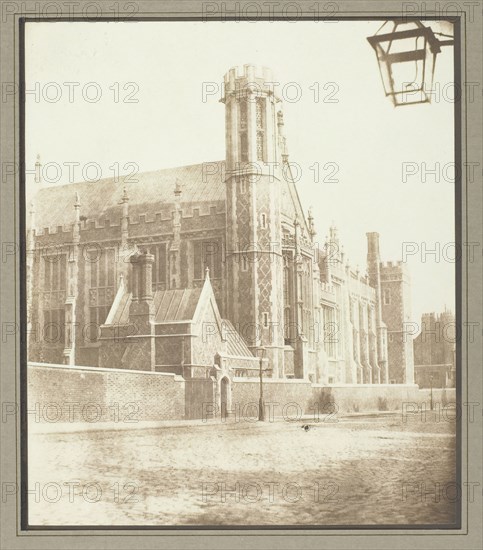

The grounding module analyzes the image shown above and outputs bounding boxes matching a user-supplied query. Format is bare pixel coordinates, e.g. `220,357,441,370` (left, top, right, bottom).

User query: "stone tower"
366,232,389,383
222,64,285,377
379,260,415,384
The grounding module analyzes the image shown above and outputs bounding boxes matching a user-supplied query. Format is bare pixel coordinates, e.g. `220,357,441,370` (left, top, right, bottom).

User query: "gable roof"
154,287,202,323
107,287,203,326
105,285,254,359
32,161,226,230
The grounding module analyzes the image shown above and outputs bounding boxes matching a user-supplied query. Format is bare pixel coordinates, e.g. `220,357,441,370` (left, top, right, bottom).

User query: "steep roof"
223,319,254,357
106,287,254,360
154,288,202,323
32,161,226,230
107,287,203,326
32,159,311,234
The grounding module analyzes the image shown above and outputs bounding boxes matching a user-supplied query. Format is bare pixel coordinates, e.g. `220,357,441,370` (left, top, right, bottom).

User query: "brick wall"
312,384,420,414
28,362,185,423
28,363,457,425
311,384,456,414
231,378,315,417
230,380,448,418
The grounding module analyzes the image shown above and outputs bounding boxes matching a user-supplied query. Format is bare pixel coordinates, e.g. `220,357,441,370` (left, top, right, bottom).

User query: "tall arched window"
283,255,291,343
256,98,266,161
42,254,67,344
87,248,116,342
239,100,248,163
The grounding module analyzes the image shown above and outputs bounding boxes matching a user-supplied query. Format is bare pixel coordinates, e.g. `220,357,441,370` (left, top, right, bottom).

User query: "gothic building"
413,310,456,388
27,64,415,387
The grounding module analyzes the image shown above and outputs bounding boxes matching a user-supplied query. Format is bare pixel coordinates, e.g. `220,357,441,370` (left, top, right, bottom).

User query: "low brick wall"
414,388,457,406
231,378,314,418
230,381,456,418
311,385,457,414
312,384,421,414
28,363,458,425
28,362,185,423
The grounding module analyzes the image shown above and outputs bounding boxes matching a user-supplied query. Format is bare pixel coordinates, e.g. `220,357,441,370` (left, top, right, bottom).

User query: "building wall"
28,210,226,368
315,242,382,386
414,311,456,388
27,65,416,389
28,189,415,386
380,262,415,384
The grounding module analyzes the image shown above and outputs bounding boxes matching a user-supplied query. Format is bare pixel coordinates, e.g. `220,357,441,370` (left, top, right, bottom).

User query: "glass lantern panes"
367,20,441,106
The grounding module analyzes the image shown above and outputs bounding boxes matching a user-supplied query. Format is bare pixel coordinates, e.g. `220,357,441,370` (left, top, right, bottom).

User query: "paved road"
27,412,457,527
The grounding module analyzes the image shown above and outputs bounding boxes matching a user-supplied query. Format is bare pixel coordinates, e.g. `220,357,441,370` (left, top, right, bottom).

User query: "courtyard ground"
27,411,458,527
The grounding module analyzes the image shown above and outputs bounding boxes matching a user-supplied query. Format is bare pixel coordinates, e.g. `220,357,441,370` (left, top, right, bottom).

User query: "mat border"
1,1,481,549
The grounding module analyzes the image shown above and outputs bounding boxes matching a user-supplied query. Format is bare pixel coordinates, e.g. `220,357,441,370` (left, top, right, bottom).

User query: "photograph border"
1,1,481,549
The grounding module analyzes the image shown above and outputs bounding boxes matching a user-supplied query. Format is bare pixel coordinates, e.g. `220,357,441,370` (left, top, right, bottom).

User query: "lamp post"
367,19,453,106
429,374,434,411
257,347,266,421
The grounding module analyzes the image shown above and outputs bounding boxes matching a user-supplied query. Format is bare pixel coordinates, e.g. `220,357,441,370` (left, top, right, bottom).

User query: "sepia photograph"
21,16,461,529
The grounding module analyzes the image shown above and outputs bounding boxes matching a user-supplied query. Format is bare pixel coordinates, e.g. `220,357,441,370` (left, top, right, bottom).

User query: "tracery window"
151,243,167,290
256,98,265,161
239,100,248,163
87,248,116,342
193,239,222,280
42,254,66,344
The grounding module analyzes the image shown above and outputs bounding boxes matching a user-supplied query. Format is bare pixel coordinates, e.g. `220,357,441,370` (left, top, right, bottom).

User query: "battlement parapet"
35,219,123,236
319,281,335,294
223,64,281,101
35,224,73,236
421,311,455,323
380,260,404,269
34,203,227,235
224,64,275,86
82,219,120,231
379,260,411,282
177,204,226,218
347,278,377,302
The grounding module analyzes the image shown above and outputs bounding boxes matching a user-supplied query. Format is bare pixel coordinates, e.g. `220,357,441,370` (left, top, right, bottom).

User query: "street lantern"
256,347,266,421
367,20,443,106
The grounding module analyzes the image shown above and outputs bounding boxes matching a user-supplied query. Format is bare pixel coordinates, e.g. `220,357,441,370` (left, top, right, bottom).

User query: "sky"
25,21,456,324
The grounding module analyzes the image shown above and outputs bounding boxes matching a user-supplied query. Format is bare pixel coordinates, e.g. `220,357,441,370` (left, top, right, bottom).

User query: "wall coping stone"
233,377,312,384
28,362,185,382
312,383,420,389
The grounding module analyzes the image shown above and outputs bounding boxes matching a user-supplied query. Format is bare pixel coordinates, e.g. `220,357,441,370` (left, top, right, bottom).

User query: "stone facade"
27,64,415,390
413,310,456,388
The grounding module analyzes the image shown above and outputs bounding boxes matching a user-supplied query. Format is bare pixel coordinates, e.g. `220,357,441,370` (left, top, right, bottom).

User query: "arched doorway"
220,377,230,419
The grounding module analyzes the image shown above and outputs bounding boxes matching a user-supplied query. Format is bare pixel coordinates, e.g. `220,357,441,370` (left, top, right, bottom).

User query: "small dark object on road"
301,424,311,432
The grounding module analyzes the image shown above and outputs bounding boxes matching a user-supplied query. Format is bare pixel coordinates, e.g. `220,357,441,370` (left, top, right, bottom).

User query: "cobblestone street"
28,412,457,527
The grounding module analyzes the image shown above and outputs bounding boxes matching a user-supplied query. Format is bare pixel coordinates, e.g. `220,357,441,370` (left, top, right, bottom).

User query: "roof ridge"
34,160,226,194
